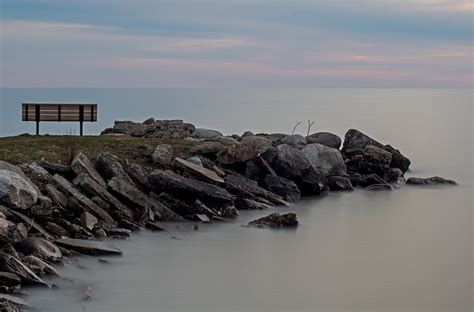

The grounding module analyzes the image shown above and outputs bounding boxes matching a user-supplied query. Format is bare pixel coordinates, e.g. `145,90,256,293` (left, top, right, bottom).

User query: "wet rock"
71,153,107,188
0,273,21,287
53,174,115,224
105,228,131,238
348,173,389,188
302,143,347,177
55,238,122,256
0,294,30,311
148,170,236,205
95,153,135,185
306,132,341,149
262,145,327,195
174,157,225,184
406,176,457,185
15,238,62,262
342,129,410,172
152,144,174,167
236,198,271,210
366,184,393,191
361,145,392,174
217,136,272,166
248,213,298,228
327,176,354,191
23,256,60,276
0,253,48,286
261,175,301,202
194,214,211,223
145,222,165,231
0,170,38,210
191,128,223,139
280,134,307,149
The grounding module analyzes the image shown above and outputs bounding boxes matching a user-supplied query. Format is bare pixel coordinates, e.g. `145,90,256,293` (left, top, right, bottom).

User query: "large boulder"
147,170,236,205
191,128,223,139
306,132,341,149
217,136,272,166
71,153,107,188
152,144,174,167
279,134,307,149
261,145,327,195
191,141,225,160
342,129,410,172
262,175,301,202
0,170,37,209
302,143,347,177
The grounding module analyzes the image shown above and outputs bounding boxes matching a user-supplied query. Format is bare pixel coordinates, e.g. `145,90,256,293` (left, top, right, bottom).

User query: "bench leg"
36,121,39,136
80,121,83,136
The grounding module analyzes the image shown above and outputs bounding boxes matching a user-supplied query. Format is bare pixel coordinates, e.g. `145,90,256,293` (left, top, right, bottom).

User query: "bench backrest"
22,103,98,122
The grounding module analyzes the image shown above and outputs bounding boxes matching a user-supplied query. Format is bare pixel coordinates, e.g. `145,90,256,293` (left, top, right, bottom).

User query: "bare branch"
291,121,302,135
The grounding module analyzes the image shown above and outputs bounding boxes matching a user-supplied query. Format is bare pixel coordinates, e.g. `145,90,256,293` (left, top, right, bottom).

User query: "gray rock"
15,238,62,262
24,255,61,276
0,253,47,286
342,129,410,172
213,136,240,145
187,156,203,167
142,117,156,125
107,177,182,221
302,143,347,177
147,170,236,205
384,168,405,183
53,174,115,224
0,272,21,287
55,238,122,256
362,145,392,174
44,184,68,208
406,176,457,185
191,128,223,139
191,142,225,159
262,175,301,202
306,132,341,149
174,157,225,184
248,213,298,228
327,176,354,191
236,198,271,210
217,136,272,166
95,153,135,185
104,121,147,137
280,134,307,149
81,212,98,231
348,173,390,188
144,120,195,139
366,184,393,191
71,153,107,188
0,170,38,209
241,131,254,138
263,145,327,195
223,173,288,206
123,160,152,192
152,144,174,167
73,173,134,219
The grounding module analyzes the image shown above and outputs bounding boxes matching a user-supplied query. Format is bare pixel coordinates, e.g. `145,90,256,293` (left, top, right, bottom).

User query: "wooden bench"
22,103,98,136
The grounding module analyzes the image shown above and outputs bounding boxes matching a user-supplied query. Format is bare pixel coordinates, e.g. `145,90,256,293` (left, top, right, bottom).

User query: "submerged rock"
248,213,299,228
406,176,457,185
55,238,122,256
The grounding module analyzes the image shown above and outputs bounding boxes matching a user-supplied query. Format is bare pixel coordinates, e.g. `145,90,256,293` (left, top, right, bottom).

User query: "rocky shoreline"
0,118,456,311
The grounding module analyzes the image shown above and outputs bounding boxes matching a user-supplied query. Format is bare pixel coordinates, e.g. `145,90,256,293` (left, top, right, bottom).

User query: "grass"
0,135,197,167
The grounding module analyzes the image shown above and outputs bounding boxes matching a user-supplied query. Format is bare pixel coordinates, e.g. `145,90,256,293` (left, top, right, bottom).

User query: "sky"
0,0,472,88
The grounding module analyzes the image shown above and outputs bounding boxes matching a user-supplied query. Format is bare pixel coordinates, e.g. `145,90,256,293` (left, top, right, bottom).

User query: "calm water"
1,88,472,312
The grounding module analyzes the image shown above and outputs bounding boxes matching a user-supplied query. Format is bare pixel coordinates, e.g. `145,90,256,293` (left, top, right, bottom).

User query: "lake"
1,88,472,312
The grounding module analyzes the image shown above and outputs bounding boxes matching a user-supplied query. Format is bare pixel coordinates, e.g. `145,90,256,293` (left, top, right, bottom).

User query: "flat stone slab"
175,157,225,184
55,238,122,256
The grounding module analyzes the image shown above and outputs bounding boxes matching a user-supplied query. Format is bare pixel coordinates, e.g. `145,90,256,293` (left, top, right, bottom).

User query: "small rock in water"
406,176,457,185
248,213,299,228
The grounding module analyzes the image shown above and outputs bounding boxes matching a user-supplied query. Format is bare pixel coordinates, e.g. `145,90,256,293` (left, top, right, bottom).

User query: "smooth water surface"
1,88,472,312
